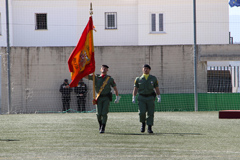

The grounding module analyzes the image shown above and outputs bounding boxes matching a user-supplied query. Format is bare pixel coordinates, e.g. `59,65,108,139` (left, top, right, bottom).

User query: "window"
35,13,47,30
207,70,232,92
151,13,164,33
105,12,117,29
0,13,1,35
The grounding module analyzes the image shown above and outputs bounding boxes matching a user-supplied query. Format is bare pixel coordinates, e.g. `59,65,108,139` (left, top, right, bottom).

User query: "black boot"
141,122,146,133
148,125,153,134
100,124,106,134
98,121,102,131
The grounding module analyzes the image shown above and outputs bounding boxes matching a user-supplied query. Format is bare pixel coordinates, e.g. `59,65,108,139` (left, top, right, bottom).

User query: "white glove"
132,96,136,103
114,96,121,103
157,95,161,103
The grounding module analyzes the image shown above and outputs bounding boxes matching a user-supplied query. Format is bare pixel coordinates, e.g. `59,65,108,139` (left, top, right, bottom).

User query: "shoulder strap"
95,76,110,100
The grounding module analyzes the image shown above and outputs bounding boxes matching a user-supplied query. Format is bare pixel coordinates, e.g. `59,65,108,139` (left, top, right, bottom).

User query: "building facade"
0,0,229,47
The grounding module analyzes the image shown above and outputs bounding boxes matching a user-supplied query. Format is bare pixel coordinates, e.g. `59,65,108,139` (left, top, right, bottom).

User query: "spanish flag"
68,16,95,87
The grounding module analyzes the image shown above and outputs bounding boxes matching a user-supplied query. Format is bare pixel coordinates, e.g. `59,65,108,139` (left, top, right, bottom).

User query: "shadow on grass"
0,139,20,142
105,132,203,136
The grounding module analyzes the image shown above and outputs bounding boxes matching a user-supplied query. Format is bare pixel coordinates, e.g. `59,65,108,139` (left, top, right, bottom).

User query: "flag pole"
90,3,96,102
93,73,95,100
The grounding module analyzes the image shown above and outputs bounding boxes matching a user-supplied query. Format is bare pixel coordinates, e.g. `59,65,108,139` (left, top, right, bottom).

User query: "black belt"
139,93,154,97
99,93,110,97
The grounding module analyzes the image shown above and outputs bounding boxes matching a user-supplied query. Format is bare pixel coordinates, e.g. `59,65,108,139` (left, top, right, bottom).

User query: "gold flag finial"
90,3,93,15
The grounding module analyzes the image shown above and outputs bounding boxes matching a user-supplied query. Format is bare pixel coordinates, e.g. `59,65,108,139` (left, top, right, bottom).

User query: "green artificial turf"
0,112,240,160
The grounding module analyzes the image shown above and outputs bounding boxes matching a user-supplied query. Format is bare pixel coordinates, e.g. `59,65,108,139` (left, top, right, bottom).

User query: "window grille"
151,13,164,32
0,13,2,35
35,13,47,30
105,12,117,29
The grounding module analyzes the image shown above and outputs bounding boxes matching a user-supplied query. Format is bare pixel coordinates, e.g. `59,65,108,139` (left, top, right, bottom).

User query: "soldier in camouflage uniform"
86,65,120,133
132,64,161,133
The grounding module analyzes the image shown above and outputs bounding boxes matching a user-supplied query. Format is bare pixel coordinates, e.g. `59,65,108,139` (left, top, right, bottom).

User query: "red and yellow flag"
68,16,95,87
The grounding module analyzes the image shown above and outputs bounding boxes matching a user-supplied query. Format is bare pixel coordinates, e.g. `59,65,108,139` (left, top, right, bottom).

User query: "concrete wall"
199,44,240,61
0,45,212,114
2,44,240,114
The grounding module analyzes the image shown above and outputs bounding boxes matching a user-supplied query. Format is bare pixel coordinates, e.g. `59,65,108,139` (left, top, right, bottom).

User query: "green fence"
110,93,240,112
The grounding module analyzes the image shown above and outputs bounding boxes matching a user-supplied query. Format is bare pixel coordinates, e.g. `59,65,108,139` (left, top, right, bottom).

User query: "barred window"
159,14,163,31
207,68,233,93
0,13,2,35
151,13,164,33
105,12,117,29
151,14,156,32
35,13,47,30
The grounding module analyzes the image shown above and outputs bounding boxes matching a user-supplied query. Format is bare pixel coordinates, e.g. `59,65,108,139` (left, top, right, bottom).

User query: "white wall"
196,0,229,44
0,0,229,47
0,1,4,46
138,0,229,45
8,0,139,47
11,0,80,46
138,0,193,45
0,0,9,47
85,0,138,46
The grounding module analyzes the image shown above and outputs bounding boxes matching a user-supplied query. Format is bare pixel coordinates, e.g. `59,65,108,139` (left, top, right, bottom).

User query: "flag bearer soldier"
132,64,161,133
85,65,120,133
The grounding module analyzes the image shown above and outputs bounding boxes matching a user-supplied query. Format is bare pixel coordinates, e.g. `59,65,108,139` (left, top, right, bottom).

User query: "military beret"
64,79,68,82
143,64,151,70
102,64,109,68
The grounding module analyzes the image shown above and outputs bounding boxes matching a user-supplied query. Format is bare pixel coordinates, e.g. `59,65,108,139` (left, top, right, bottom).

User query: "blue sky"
229,6,240,43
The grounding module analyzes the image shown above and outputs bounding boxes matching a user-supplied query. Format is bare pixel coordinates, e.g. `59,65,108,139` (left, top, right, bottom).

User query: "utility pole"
5,0,11,114
193,0,198,111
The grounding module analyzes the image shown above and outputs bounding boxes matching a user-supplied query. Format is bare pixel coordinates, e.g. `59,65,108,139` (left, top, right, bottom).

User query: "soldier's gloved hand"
132,96,136,103
114,96,121,103
157,95,161,103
